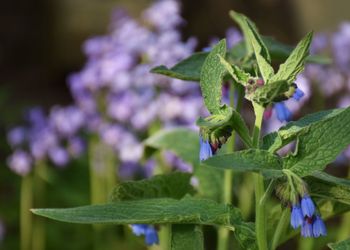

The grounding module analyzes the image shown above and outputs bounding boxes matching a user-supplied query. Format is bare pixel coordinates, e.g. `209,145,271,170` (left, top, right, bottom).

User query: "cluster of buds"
244,78,265,97
276,172,327,238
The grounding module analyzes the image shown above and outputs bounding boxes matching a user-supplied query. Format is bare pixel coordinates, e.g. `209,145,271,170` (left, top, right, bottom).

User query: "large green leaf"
270,32,313,83
262,108,345,152
305,171,350,205
328,238,350,250
144,128,199,167
202,149,283,178
200,39,227,114
171,225,204,250
31,197,255,238
283,107,350,176
109,172,194,202
229,11,254,55
151,52,208,81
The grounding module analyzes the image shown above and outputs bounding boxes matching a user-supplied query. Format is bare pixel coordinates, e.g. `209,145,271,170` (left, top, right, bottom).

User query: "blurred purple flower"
7,150,32,176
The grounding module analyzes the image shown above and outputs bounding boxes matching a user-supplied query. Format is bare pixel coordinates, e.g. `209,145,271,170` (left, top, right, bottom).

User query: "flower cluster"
131,224,159,246
290,195,327,238
7,106,85,175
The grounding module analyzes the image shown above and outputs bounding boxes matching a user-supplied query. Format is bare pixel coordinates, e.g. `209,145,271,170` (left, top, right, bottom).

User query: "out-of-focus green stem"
271,209,289,250
32,161,47,250
336,165,350,241
20,174,33,250
252,103,268,250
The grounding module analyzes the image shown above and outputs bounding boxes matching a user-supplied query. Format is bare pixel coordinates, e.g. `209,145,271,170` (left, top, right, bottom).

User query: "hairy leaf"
250,80,290,107
197,106,252,147
262,108,345,152
270,32,313,83
283,107,350,176
171,225,204,250
109,172,194,202
218,55,250,86
151,52,208,81
202,149,283,178
200,39,227,114
328,238,350,250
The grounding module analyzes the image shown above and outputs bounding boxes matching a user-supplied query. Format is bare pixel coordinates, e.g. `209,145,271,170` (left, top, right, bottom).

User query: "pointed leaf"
200,39,227,114
249,80,290,107
109,172,194,202
283,107,350,176
151,52,208,81
270,32,313,83
218,55,250,86
202,149,283,178
328,238,350,250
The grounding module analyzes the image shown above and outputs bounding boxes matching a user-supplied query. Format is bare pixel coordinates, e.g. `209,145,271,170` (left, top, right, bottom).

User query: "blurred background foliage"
1,0,350,249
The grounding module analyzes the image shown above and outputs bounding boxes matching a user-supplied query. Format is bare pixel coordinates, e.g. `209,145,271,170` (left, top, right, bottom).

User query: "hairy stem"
252,103,268,250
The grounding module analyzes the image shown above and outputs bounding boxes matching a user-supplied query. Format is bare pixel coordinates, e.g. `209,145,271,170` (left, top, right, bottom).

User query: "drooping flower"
312,216,327,237
199,136,213,161
301,219,314,238
274,102,292,122
290,205,304,229
301,195,316,217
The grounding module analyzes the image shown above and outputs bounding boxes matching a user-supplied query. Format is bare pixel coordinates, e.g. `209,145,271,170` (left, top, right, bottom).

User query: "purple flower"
290,205,304,229
312,216,327,237
7,150,32,176
301,219,314,238
199,136,213,161
0,220,5,242
292,88,304,101
274,102,292,122
7,127,26,147
67,137,85,158
48,147,70,167
301,195,316,217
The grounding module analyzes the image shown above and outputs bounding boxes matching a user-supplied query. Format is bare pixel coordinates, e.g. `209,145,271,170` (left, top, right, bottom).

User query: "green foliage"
31,196,253,234
197,106,252,147
306,172,350,205
144,128,199,167
328,238,350,250
202,149,283,178
270,32,313,83
151,52,208,81
218,55,250,86
283,107,350,176
109,172,194,202
262,108,345,152
171,225,204,250
200,39,227,114
249,80,290,107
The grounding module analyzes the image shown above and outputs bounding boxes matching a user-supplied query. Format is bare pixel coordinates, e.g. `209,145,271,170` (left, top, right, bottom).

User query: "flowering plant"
30,9,350,250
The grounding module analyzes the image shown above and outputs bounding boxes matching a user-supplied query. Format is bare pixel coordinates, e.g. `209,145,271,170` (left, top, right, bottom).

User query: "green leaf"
197,106,253,148
200,39,227,114
270,32,313,83
328,238,350,250
283,107,350,176
109,172,194,202
305,171,350,205
144,128,199,167
202,149,283,178
262,108,345,152
151,52,208,81
230,11,274,81
249,80,290,107
31,197,254,236
143,128,223,201
171,225,204,250
218,55,250,86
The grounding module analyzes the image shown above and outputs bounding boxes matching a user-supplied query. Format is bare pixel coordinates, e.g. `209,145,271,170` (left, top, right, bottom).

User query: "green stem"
20,174,33,250
252,103,268,250
271,209,289,250
336,165,350,241
32,161,47,250
158,224,171,250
